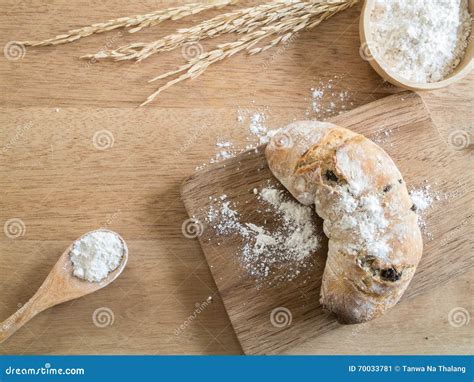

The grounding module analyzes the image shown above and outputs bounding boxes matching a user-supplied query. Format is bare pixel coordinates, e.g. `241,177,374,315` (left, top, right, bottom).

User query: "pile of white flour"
370,0,471,83
206,187,320,282
70,230,124,282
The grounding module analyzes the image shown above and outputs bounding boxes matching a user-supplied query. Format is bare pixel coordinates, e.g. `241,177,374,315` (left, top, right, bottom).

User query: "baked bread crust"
265,121,423,324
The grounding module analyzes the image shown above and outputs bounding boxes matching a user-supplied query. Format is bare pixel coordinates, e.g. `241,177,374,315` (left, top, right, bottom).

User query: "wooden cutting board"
181,91,472,355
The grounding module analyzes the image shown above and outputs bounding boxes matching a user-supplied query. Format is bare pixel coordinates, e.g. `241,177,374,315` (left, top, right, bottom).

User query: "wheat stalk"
83,0,305,62
21,0,235,47
141,0,358,106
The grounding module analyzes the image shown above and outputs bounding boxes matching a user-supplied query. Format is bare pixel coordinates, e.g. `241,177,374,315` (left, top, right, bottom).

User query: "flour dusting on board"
371,127,394,146
206,186,321,284
409,182,441,240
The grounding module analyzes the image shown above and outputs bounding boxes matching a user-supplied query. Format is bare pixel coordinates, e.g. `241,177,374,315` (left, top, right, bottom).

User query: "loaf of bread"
265,121,423,324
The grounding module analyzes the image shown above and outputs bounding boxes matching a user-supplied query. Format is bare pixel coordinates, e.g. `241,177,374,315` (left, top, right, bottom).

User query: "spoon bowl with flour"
0,229,128,343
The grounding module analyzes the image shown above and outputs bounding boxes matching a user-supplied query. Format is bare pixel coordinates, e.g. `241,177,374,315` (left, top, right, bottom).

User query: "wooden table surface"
0,0,472,354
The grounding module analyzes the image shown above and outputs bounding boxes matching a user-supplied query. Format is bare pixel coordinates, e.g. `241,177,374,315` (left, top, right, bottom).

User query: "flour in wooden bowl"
369,0,472,83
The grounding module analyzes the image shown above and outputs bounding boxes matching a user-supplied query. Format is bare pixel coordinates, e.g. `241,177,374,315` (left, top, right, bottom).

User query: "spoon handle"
0,287,54,343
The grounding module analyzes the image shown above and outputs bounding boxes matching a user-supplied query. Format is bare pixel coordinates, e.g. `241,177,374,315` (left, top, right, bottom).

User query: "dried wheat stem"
141,0,358,106
83,0,303,61
21,0,235,47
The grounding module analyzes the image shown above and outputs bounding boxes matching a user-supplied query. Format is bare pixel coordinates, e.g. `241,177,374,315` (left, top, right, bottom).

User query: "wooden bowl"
360,0,473,90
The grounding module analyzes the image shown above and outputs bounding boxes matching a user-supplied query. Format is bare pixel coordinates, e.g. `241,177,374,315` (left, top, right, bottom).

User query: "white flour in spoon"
70,230,124,282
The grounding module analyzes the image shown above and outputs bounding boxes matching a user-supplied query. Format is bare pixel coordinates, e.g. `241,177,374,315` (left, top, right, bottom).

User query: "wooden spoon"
0,229,128,343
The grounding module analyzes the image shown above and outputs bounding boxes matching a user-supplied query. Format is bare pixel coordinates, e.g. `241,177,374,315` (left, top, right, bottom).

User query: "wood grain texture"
0,0,472,355
181,92,473,354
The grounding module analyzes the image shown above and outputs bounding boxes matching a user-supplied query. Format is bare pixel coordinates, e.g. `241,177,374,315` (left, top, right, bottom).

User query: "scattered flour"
216,141,232,149
236,109,244,123
329,185,391,261
198,80,356,170
70,230,125,282
249,112,267,138
335,148,369,196
306,77,354,120
409,182,441,239
206,187,320,282
210,140,237,163
370,0,472,83
371,127,394,146
247,111,279,145
206,194,244,235
203,109,278,168
410,188,434,212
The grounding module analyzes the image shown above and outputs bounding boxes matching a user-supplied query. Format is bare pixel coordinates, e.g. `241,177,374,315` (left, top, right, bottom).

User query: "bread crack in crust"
265,121,423,324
